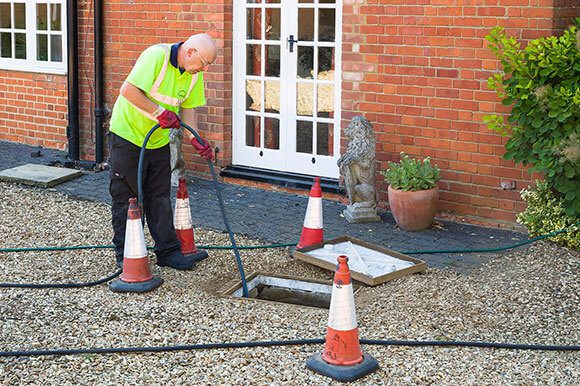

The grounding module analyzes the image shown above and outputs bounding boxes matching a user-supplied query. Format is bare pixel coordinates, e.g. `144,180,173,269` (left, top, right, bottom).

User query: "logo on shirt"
178,90,186,99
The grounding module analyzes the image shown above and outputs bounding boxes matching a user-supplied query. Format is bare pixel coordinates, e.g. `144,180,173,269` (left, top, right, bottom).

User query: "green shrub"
484,20,580,216
517,180,579,249
381,152,440,191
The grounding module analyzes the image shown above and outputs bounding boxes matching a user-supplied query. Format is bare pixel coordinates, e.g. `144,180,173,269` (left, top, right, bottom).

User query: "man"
108,33,217,270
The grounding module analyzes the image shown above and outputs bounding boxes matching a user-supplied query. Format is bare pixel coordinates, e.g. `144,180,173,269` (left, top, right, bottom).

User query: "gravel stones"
0,183,578,385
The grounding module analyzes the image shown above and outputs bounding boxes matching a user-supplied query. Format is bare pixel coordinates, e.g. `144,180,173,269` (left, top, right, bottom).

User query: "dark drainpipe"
94,0,105,164
66,0,79,161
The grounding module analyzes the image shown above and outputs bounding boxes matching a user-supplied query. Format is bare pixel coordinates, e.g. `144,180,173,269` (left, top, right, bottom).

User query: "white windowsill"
0,61,67,75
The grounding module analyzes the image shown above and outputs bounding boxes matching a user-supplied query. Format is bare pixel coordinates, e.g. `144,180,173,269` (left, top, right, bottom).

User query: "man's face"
185,47,213,74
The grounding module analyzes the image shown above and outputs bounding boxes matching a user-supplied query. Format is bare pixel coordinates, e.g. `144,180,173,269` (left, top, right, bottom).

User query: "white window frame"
0,0,67,74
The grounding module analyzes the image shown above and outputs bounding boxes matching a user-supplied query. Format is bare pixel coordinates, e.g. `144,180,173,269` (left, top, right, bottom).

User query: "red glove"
156,109,181,129
191,137,214,161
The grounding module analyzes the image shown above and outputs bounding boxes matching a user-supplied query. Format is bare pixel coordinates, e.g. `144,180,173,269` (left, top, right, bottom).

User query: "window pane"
37,3,47,30
264,8,280,40
246,44,261,76
37,34,48,61
264,45,279,77
317,83,334,116
298,8,314,41
318,46,334,73
15,32,26,59
264,117,279,150
318,8,335,42
15,3,26,29
264,80,279,112
246,115,261,147
297,82,313,116
316,122,334,156
50,35,62,61
246,8,261,40
0,3,11,28
246,79,261,112
50,3,61,31
297,46,313,79
296,121,313,154
1,32,11,58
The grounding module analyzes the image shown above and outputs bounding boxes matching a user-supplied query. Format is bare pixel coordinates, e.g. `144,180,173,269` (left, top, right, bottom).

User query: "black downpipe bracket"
66,0,80,161
94,0,105,164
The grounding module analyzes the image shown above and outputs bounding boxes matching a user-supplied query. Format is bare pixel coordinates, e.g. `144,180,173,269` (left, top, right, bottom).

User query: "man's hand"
157,109,181,129
191,137,214,161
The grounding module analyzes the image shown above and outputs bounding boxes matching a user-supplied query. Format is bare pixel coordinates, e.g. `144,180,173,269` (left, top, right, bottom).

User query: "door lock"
287,34,299,53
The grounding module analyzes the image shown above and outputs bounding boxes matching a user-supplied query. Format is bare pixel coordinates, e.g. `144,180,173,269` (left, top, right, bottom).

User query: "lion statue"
337,116,380,222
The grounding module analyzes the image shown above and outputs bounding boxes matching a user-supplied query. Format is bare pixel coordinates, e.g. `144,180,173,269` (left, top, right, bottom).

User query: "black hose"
0,269,121,289
137,123,249,297
0,338,577,358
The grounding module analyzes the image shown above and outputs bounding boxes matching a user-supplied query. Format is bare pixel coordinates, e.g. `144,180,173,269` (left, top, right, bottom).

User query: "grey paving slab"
0,163,83,188
0,139,530,273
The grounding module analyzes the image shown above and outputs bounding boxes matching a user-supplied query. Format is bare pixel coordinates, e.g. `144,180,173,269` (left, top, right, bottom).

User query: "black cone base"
306,353,379,382
109,276,163,293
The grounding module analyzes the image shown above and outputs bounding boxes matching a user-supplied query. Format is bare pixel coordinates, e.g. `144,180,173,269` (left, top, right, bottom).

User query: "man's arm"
120,81,159,117
181,107,214,161
180,108,199,142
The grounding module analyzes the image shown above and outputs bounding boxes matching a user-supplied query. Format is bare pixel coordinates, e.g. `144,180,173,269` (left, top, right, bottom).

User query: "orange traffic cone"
297,177,324,249
109,198,163,293
306,255,379,382
174,177,208,262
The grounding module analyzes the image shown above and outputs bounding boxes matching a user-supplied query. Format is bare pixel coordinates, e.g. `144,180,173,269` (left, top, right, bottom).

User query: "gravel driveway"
0,183,578,385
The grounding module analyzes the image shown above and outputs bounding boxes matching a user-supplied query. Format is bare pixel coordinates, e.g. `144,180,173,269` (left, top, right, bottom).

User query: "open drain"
224,273,359,309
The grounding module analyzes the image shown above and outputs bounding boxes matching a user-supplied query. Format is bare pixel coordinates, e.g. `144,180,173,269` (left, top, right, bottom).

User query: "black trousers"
108,132,181,261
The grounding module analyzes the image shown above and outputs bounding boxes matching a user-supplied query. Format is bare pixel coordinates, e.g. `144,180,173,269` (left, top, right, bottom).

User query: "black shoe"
115,258,123,269
157,252,196,270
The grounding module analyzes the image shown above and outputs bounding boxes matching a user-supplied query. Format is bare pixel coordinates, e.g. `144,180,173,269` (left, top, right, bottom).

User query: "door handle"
287,34,299,53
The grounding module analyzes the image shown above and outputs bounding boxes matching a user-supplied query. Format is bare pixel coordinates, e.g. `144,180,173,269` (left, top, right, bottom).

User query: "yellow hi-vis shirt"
109,44,206,149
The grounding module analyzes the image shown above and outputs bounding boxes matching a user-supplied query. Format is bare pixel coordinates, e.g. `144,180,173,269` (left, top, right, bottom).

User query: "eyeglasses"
193,48,211,68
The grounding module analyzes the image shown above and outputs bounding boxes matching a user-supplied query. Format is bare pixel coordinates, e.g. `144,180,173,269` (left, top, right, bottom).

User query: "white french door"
233,0,342,178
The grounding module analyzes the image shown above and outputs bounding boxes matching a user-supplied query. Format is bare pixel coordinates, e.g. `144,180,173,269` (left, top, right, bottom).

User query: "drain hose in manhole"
135,122,249,297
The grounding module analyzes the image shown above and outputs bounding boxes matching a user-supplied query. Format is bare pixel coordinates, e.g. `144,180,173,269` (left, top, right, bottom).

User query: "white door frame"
232,0,342,178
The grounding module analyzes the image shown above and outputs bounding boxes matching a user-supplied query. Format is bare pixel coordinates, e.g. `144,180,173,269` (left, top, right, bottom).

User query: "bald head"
179,33,217,74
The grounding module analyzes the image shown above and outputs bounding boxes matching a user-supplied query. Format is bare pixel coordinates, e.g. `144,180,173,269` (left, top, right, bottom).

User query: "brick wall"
0,71,67,149
341,0,576,225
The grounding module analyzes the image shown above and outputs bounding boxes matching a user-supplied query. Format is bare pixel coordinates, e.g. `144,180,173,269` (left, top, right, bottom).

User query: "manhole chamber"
223,272,359,309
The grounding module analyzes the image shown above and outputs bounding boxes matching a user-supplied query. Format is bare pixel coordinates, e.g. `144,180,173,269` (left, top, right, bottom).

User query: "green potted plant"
381,152,441,231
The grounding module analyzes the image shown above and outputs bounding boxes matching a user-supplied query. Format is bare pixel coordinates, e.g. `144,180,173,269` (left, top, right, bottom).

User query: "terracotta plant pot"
387,186,439,231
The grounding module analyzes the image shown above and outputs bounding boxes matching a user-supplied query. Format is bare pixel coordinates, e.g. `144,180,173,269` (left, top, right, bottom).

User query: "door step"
220,165,342,194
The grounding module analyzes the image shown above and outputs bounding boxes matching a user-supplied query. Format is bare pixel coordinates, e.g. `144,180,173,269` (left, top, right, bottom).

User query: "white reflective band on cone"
174,198,193,230
303,197,323,228
123,218,148,259
327,283,358,331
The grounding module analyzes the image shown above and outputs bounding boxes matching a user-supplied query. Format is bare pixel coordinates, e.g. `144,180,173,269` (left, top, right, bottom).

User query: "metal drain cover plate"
294,236,427,286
